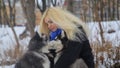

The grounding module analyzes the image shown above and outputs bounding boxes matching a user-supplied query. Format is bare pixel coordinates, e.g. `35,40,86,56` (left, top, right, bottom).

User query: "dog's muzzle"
41,40,63,54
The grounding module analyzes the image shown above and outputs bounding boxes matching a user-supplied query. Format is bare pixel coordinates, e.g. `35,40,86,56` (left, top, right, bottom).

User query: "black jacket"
54,39,94,68
54,27,94,68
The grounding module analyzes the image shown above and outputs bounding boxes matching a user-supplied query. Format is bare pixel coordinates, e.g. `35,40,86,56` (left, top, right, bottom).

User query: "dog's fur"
15,33,50,68
15,51,50,68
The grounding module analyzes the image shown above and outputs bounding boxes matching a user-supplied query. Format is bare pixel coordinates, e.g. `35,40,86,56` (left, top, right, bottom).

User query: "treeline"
66,0,120,22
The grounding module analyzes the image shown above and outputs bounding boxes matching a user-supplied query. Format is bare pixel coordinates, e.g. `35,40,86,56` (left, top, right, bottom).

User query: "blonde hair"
40,7,88,41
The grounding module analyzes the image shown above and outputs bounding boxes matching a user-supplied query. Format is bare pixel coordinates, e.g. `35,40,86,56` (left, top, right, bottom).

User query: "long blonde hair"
39,7,88,41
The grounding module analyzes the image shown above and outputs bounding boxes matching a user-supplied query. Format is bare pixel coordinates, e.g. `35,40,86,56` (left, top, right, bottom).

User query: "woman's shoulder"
74,25,88,43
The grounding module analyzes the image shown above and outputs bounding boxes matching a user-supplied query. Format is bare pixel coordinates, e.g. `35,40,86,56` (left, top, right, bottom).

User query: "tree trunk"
117,0,119,20
20,0,35,39
1,0,21,58
0,0,2,27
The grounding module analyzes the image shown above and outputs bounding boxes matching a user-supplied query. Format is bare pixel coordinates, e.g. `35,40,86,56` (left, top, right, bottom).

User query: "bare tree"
116,0,119,20
37,0,46,14
0,0,2,27
19,0,65,39
37,0,64,13
1,0,21,59
2,0,20,46
20,0,35,39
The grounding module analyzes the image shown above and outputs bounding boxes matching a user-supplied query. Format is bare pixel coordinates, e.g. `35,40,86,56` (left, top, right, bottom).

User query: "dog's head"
28,32,48,52
41,39,63,53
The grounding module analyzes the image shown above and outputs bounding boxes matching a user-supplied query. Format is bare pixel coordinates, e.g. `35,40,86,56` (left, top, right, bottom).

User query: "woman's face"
44,17,58,32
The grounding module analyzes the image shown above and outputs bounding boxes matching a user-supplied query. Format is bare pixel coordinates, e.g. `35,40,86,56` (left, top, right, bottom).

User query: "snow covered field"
0,26,30,56
0,21,120,68
88,21,120,46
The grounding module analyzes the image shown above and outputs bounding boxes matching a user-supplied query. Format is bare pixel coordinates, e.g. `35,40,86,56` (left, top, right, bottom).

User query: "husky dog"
15,33,50,68
15,32,64,68
15,32,88,68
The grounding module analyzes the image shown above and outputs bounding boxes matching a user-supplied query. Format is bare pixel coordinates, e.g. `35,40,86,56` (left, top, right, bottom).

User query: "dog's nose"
49,49,56,53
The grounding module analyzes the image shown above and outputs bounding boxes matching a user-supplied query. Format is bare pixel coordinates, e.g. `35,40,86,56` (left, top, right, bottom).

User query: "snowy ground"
0,26,30,56
0,65,15,68
0,21,120,68
87,21,120,46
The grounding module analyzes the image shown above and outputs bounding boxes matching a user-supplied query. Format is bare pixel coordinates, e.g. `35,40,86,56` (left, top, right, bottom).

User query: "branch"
51,0,57,6
37,0,46,13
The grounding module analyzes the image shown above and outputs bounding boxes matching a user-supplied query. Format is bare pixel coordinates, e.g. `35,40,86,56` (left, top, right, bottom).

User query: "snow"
0,26,30,64
0,21,120,68
87,21,120,46
0,26,30,51
0,64,15,68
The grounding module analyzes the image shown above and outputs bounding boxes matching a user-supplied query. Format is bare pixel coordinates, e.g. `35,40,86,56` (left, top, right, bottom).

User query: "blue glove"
50,28,62,41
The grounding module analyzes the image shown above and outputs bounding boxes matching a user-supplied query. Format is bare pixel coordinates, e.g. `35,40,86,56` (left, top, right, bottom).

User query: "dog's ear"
59,31,68,45
38,33,48,42
41,33,48,41
28,32,48,51
31,32,42,41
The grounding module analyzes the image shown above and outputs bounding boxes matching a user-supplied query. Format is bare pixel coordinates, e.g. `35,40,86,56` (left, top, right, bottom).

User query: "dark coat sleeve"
80,40,94,68
54,40,83,68
54,40,94,68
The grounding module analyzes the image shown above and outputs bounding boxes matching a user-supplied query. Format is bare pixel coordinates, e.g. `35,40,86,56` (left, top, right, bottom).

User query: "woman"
39,7,94,68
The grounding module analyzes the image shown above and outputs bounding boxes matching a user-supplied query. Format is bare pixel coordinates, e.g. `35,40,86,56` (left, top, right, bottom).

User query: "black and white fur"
15,33,50,68
14,31,65,68
15,31,88,68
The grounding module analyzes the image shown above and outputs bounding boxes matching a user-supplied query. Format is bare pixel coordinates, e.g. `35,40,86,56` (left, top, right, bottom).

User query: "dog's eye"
44,37,48,41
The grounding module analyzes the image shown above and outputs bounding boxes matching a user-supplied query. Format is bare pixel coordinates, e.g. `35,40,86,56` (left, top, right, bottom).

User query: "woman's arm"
80,40,94,68
54,40,83,68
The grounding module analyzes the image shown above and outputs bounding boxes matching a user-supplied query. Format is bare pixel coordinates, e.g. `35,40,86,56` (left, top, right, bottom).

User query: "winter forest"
0,0,120,68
